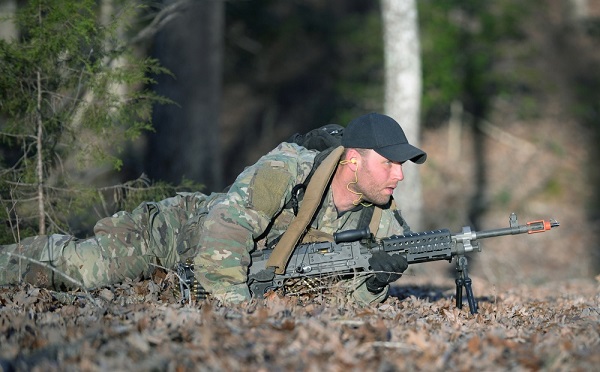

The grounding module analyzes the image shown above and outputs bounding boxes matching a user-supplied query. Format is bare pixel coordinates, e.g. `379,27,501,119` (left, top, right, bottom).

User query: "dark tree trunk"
146,0,224,192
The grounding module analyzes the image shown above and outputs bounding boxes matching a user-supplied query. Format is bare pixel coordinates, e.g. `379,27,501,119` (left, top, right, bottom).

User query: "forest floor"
1,271,599,371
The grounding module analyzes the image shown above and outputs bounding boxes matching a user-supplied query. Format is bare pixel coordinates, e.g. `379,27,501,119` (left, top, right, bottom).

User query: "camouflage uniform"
0,142,411,305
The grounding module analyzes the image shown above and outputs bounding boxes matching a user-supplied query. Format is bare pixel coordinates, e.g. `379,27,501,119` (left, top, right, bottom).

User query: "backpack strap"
284,146,338,215
266,146,345,274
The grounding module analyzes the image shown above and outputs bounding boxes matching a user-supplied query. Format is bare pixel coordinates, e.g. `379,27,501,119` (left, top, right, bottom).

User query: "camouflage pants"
0,192,209,289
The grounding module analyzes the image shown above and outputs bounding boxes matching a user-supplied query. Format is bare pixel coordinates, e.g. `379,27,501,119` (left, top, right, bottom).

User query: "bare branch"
44,210,71,235
129,0,193,45
1,251,100,307
1,189,20,243
0,131,38,140
149,262,192,306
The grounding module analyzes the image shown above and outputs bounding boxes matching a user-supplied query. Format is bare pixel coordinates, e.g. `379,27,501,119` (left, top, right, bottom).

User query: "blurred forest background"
1,0,599,287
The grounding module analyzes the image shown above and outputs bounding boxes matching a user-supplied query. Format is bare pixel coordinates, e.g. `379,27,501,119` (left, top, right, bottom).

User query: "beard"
359,187,392,206
353,169,394,206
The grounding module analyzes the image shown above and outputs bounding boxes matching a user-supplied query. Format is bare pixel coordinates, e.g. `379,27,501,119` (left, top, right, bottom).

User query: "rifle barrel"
474,226,527,239
474,219,558,240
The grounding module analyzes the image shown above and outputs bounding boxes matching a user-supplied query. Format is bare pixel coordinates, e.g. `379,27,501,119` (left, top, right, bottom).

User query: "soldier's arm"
193,143,311,303
349,207,412,305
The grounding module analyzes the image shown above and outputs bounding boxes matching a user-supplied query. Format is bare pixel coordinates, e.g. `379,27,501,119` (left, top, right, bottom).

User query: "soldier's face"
356,150,404,205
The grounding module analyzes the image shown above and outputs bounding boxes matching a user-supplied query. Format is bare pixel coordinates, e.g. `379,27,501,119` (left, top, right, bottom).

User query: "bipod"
455,255,478,314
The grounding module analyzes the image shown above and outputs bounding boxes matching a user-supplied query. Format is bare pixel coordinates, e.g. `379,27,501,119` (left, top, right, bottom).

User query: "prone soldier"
0,112,426,305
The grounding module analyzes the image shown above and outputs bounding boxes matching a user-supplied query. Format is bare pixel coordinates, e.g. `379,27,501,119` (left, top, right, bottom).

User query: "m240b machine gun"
247,213,559,314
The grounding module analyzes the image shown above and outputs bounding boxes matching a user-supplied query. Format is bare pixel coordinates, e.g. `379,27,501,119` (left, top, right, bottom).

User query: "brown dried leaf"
406,330,429,350
467,335,481,354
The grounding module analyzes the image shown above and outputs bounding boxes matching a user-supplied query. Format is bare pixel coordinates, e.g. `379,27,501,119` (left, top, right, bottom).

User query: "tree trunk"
146,0,224,191
36,70,45,235
381,0,424,230
0,0,17,40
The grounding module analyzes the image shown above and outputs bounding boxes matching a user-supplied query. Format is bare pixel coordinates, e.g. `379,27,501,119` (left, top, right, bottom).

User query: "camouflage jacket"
182,142,412,305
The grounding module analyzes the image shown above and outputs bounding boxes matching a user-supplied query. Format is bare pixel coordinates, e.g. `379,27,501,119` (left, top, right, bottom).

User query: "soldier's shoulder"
262,142,318,165
270,142,318,156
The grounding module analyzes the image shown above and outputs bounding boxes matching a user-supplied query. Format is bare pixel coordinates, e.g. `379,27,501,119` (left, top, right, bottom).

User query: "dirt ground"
1,272,598,371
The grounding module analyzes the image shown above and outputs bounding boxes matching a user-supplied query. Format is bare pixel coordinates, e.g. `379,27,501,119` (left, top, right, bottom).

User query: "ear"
341,148,363,170
346,149,361,164
345,148,363,162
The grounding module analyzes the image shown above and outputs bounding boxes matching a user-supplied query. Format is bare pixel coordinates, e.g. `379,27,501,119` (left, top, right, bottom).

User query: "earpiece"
339,158,358,166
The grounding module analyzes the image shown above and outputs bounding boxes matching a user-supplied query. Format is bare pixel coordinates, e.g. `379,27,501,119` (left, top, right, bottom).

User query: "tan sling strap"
267,146,345,274
368,198,397,237
369,203,383,237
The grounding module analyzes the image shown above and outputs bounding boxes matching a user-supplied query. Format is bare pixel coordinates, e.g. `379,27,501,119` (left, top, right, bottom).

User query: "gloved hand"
365,251,408,294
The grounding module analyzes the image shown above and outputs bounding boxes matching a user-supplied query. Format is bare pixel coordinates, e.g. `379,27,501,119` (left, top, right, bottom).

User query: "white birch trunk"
381,0,424,230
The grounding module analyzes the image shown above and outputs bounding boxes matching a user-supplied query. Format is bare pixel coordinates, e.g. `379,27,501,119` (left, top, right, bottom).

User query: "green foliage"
418,2,463,123
333,11,384,125
0,0,172,239
495,188,512,207
418,0,536,126
541,178,562,198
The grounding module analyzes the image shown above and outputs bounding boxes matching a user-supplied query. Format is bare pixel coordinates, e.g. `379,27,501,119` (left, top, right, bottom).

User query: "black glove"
365,251,408,294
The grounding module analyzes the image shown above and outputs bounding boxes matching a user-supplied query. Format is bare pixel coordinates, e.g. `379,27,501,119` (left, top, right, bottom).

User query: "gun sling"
266,146,344,273
267,145,395,274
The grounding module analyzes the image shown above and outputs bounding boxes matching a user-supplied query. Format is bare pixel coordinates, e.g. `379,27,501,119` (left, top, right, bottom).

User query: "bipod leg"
455,255,478,314
455,277,464,309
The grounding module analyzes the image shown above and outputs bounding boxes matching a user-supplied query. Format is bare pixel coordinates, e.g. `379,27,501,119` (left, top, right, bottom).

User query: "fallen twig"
2,251,100,308
149,262,192,306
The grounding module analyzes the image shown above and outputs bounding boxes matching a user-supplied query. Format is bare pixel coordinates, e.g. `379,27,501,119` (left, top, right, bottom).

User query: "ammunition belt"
177,258,209,302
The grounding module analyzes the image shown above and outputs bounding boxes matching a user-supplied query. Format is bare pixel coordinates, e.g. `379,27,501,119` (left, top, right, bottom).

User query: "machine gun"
247,213,559,314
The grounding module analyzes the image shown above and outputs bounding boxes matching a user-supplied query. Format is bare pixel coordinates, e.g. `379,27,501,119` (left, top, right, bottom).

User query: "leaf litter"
0,271,598,371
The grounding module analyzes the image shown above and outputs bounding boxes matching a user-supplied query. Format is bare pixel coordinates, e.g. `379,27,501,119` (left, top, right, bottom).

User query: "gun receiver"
247,213,559,314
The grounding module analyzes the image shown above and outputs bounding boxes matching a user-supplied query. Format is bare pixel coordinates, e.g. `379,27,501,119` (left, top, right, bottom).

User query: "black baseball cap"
342,113,427,164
